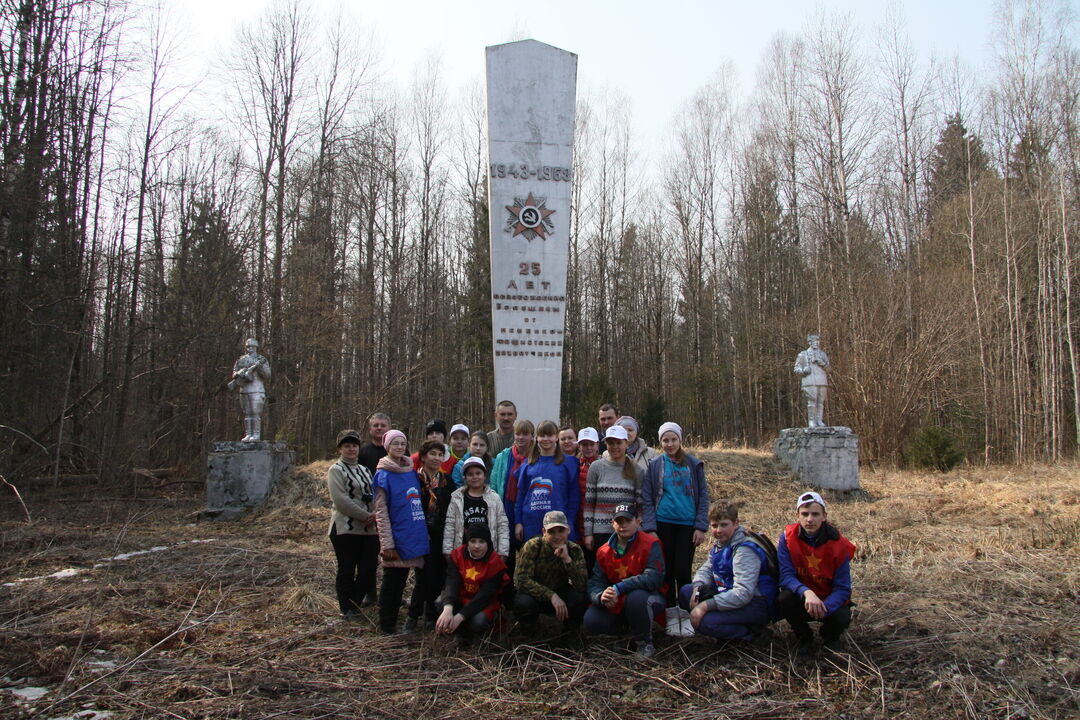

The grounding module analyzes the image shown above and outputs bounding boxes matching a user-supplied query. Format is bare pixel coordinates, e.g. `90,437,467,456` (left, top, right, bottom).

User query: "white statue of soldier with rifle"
228,338,272,441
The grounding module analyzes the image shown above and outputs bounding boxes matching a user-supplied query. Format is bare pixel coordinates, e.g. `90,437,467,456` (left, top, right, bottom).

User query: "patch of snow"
2,539,219,587
9,686,49,702
85,660,116,672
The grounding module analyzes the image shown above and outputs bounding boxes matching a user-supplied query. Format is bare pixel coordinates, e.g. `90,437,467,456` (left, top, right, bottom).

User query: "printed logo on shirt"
463,505,488,527
406,486,425,522
526,477,553,513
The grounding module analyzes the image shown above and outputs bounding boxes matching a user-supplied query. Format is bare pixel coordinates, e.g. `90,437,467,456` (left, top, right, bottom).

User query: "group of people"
326,401,855,657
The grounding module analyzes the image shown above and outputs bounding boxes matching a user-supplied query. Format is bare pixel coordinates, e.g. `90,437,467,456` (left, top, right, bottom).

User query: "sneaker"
634,640,656,659
402,617,419,633
342,610,362,622
360,593,377,608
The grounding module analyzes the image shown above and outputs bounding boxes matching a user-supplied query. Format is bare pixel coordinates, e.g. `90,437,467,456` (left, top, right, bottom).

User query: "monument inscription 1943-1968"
486,39,577,424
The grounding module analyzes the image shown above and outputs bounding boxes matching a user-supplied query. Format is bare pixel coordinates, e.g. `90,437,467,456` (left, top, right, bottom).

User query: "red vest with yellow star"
783,523,856,602
595,532,666,614
450,545,508,616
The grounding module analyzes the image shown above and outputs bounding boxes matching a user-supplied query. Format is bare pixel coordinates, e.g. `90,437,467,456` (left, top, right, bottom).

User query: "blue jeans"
583,589,665,642
679,584,769,642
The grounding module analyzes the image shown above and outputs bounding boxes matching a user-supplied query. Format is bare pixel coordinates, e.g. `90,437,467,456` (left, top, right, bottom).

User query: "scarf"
377,455,413,474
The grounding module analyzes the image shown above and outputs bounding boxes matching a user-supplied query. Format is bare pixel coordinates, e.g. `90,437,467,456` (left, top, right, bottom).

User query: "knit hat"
577,427,600,443
382,429,406,450
425,418,448,436
336,428,362,447
657,422,683,442
795,490,826,511
615,416,639,433
464,523,492,545
603,425,628,442
449,423,470,439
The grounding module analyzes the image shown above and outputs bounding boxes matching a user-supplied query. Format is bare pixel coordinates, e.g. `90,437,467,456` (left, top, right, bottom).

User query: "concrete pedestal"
774,427,860,491
205,441,294,519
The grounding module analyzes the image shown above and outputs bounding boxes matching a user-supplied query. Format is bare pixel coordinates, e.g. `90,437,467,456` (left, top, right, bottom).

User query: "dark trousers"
408,552,446,621
778,589,851,642
583,589,665,642
379,566,412,631
329,528,379,614
514,586,587,629
678,584,769,641
445,598,494,636
583,533,608,575
656,522,696,606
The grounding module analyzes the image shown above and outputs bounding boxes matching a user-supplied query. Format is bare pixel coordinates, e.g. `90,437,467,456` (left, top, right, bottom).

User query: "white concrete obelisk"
486,40,577,425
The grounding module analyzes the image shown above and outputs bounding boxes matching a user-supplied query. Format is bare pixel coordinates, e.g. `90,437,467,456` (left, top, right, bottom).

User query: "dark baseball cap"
336,429,362,446
612,503,637,520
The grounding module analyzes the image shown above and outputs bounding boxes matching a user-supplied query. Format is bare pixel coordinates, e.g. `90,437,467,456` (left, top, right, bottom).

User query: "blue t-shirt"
656,455,695,526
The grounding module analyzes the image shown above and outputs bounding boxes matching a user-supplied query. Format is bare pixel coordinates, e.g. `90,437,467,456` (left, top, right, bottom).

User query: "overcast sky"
174,0,1003,149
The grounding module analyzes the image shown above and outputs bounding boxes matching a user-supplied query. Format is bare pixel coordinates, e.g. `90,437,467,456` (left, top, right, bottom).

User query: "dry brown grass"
0,451,1076,719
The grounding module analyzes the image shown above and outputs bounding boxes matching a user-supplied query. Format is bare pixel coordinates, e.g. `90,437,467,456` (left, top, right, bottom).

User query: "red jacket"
576,455,597,538
450,545,508,618
594,531,666,614
783,523,856,602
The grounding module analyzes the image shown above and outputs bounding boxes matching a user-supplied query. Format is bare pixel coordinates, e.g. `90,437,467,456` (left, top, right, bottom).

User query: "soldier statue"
794,334,829,428
228,338,272,441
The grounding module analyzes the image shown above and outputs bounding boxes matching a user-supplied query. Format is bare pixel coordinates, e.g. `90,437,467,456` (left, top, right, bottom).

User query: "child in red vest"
583,503,666,658
777,491,856,655
435,523,508,647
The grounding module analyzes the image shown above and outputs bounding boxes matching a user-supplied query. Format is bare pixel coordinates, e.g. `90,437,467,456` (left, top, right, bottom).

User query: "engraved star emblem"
465,567,481,581
505,193,555,241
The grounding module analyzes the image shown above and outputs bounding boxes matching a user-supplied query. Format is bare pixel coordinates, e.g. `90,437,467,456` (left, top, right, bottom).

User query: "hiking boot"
796,637,814,658
822,635,847,653
402,617,419,633
751,625,774,647
634,640,656,659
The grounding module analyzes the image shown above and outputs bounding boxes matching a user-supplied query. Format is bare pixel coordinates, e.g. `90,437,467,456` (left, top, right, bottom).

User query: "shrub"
903,425,964,471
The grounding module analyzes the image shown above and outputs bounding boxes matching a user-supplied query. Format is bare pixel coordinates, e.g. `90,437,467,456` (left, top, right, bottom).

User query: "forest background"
1,0,1078,485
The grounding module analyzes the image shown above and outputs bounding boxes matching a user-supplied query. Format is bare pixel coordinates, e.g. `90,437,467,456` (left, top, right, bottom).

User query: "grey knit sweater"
582,457,644,536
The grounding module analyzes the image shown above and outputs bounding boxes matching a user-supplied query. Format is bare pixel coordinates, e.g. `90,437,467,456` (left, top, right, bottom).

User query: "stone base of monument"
204,441,295,519
773,427,860,491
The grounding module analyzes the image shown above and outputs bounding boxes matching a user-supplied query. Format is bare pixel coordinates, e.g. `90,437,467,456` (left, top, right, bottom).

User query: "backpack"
740,529,781,622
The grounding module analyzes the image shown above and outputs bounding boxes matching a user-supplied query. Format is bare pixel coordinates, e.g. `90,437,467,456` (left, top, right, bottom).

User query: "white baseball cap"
577,427,599,443
449,423,470,438
795,491,826,511
604,425,629,441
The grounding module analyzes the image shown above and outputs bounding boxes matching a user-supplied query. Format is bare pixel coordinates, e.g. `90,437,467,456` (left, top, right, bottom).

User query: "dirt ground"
1,450,1077,719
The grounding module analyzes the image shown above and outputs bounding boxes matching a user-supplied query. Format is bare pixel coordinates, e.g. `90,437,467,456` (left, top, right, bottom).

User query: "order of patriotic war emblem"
505,192,555,241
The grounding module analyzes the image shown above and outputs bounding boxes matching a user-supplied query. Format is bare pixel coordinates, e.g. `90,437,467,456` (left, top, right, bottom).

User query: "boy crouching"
680,500,776,643
435,523,508,647
777,491,856,655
